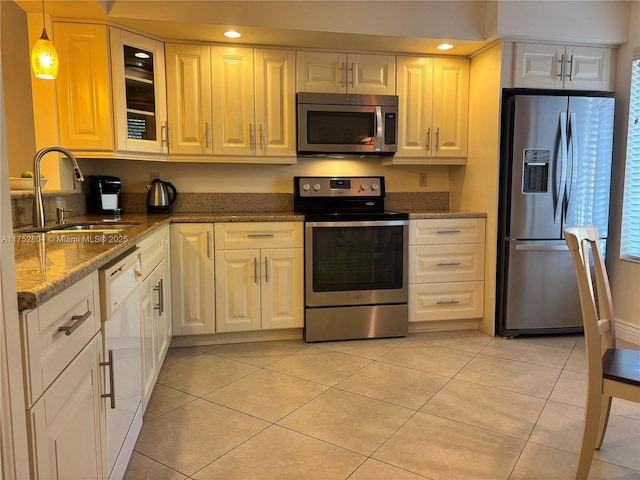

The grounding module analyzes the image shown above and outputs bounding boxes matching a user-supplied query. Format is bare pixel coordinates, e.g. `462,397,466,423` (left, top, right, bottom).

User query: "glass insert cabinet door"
110,27,168,155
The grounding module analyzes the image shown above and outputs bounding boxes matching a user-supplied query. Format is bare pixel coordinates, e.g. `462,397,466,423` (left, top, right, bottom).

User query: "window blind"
620,50,640,261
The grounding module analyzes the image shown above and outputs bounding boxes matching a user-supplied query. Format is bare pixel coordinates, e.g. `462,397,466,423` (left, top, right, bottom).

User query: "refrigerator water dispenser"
522,149,549,193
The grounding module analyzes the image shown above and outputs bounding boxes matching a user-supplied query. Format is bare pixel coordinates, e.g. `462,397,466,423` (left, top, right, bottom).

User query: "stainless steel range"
293,176,409,342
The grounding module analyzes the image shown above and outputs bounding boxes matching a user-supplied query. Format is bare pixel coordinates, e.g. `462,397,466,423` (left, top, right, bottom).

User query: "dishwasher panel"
99,249,142,480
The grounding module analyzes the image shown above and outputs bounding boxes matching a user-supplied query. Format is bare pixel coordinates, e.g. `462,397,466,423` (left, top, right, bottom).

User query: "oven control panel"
295,176,384,198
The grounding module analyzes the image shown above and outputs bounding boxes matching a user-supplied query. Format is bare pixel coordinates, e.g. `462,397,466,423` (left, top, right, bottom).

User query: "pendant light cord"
41,0,45,29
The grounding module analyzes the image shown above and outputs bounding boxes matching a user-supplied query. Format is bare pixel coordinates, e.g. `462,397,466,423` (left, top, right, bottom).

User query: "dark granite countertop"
13,210,485,311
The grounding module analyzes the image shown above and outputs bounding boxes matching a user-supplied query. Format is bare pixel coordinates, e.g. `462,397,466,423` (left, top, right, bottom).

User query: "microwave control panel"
295,176,384,198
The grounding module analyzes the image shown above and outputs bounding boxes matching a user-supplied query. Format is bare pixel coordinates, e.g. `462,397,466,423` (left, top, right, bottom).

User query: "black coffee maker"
89,176,123,215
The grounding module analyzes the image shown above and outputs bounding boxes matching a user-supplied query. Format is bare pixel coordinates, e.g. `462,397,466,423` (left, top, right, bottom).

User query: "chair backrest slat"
565,226,616,377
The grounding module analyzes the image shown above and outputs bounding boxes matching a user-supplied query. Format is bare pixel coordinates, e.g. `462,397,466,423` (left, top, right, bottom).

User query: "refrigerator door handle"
567,112,578,214
515,244,570,252
555,111,568,225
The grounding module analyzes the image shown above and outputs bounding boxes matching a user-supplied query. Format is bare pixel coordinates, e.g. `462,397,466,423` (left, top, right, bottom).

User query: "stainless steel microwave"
296,93,398,156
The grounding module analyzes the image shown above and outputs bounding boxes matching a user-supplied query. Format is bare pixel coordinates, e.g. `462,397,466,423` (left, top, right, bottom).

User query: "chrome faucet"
32,146,85,228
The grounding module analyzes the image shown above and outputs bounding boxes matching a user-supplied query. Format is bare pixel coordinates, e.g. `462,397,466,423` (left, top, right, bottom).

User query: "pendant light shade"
31,0,58,80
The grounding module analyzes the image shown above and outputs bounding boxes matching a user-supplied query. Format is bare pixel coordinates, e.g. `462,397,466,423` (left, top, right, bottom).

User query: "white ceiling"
15,0,493,55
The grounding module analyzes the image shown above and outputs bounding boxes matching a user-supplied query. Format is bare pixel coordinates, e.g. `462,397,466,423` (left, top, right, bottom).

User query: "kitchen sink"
19,222,139,234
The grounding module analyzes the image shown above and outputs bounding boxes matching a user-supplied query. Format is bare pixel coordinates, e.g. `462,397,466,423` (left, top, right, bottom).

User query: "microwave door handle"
375,106,383,151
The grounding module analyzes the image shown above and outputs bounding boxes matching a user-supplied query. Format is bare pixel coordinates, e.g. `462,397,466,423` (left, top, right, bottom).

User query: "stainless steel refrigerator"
497,92,615,337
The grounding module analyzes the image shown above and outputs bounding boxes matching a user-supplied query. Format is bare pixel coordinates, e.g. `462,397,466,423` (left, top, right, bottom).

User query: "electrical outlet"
150,172,159,180
419,172,427,187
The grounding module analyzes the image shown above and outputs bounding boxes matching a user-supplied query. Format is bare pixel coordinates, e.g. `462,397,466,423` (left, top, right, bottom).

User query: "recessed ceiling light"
224,30,242,39
437,43,454,51
134,52,150,59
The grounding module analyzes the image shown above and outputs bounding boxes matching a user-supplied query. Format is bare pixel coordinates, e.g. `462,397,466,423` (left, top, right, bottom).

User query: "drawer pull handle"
247,234,275,238
436,300,461,305
437,262,462,267
58,310,91,336
436,230,461,234
100,349,116,409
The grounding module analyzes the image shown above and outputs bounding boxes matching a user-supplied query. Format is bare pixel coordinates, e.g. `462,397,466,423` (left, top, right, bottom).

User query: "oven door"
305,220,408,307
297,104,397,155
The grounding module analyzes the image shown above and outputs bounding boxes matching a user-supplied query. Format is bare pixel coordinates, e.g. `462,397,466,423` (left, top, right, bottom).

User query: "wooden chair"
564,226,640,479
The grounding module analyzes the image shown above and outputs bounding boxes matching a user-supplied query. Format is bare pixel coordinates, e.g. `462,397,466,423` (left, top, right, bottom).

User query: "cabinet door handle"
153,278,164,314
254,256,258,284
350,62,355,88
247,233,275,238
204,122,210,149
58,310,91,336
339,62,345,87
567,54,574,81
435,127,440,152
161,121,170,148
264,257,269,284
259,124,265,152
206,230,211,258
436,229,461,234
436,300,461,305
100,349,116,409
426,128,431,152
437,262,462,267
557,54,564,79
249,123,255,152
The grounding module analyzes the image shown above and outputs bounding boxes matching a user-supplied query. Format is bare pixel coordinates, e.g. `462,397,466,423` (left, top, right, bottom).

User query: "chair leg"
575,386,603,479
595,395,612,449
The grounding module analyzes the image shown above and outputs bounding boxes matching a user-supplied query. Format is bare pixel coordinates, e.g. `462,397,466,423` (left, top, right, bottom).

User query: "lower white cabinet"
21,272,105,479
409,218,486,323
137,226,172,410
29,334,105,479
171,224,215,335
214,222,303,332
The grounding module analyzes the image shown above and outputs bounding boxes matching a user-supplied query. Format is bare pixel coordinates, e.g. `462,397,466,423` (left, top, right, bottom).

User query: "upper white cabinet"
165,45,296,160
55,22,114,151
212,47,296,158
513,43,614,91
391,56,469,164
110,27,168,154
296,51,396,94
171,224,215,335
214,222,303,333
53,22,168,160
165,43,212,155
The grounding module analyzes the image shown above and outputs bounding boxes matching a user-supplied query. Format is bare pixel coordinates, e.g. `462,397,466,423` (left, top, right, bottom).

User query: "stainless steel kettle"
146,178,177,213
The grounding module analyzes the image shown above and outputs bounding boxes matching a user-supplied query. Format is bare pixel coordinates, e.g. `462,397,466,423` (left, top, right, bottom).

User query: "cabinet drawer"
409,218,485,245
21,272,100,406
138,226,169,278
410,244,485,283
215,222,302,250
409,281,484,322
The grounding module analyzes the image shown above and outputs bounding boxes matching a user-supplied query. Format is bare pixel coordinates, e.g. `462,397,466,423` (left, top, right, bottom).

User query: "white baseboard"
615,318,640,346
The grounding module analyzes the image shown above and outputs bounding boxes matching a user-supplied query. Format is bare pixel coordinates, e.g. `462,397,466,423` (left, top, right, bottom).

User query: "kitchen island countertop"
12,209,485,311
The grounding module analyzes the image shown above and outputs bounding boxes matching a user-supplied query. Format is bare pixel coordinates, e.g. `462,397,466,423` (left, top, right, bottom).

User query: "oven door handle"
305,219,409,228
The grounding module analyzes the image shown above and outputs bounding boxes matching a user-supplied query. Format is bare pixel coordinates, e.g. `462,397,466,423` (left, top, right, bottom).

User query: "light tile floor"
124,331,640,480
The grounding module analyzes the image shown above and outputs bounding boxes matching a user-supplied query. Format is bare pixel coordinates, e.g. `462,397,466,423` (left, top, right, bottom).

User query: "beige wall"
0,0,35,177
496,0,629,45
78,158,450,195
607,1,640,344
449,42,503,336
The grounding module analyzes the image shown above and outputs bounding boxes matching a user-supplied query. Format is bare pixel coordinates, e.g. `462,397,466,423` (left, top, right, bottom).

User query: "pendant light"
30,0,58,80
